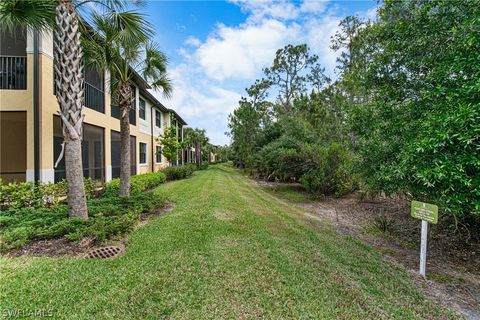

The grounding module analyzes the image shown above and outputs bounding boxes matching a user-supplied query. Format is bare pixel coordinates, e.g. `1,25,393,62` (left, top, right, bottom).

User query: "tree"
263,44,318,114
84,11,172,196
307,63,330,93
0,0,126,218
345,0,480,220
158,117,182,164
184,128,208,166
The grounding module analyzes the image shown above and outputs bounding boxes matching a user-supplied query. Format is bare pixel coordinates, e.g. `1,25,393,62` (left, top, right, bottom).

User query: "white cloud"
300,0,328,14
304,15,342,74
161,0,377,144
155,64,241,145
195,19,300,81
230,0,300,22
185,36,201,47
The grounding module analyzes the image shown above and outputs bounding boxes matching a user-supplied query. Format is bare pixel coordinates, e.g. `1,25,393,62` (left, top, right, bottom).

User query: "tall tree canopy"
228,0,479,222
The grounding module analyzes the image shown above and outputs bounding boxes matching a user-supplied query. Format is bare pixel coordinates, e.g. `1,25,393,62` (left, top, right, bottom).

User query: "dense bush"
254,119,315,181
196,163,209,171
103,172,166,196
0,190,167,251
299,143,355,197
161,165,195,181
228,1,479,222
346,0,480,219
0,178,96,210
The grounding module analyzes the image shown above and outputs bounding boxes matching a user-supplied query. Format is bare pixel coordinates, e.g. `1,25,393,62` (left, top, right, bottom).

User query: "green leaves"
0,0,56,33
82,6,171,97
229,0,479,222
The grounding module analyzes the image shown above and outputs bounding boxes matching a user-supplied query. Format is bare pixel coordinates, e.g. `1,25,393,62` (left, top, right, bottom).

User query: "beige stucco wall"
1,38,177,182
0,53,35,174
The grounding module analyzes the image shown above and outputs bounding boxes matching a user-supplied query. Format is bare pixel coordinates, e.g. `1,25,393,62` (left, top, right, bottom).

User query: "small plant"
372,215,395,234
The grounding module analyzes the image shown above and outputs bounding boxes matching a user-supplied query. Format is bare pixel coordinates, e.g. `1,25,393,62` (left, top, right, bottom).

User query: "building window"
139,98,146,120
155,110,162,127
139,142,147,164
156,146,162,163
0,27,27,90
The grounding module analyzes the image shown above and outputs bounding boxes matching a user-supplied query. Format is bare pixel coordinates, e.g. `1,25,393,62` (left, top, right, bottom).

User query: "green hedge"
103,171,166,196
161,165,195,181
196,163,209,171
0,190,167,251
0,178,96,210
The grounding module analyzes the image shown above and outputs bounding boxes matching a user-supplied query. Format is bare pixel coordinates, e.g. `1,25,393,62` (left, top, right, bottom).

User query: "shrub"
0,190,167,251
196,163,209,171
161,165,195,181
103,172,166,196
0,178,97,210
299,143,356,197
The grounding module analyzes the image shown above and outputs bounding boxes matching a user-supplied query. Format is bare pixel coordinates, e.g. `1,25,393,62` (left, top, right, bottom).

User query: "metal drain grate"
85,246,122,259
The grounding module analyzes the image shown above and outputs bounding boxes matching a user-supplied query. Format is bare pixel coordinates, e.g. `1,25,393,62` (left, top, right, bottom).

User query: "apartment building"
0,27,187,184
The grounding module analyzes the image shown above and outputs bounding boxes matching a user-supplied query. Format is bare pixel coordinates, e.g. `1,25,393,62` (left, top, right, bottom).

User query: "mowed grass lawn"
0,164,456,319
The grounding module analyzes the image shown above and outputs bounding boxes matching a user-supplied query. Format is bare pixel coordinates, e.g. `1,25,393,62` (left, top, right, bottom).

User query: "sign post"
411,200,438,278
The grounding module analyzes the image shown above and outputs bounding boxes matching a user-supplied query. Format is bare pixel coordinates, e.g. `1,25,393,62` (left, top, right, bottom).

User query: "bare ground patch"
3,202,175,259
259,181,480,319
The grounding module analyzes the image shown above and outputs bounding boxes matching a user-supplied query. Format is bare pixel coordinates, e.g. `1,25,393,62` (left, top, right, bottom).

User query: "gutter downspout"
150,107,154,172
33,30,40,182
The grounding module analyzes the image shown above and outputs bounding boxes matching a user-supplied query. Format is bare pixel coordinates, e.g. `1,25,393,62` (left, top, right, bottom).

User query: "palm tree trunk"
198,144,202,165
118,81,131,196
195,142,200,166
54,0,87,219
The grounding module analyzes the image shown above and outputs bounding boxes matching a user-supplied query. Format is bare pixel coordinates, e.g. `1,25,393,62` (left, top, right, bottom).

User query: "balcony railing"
0,56,27,90
84,81,105,113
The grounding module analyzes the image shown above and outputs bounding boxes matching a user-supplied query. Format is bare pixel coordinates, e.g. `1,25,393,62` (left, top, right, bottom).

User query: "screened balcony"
53,64,105,113
84,65,105,113
111,85,136,125
0,27,27,90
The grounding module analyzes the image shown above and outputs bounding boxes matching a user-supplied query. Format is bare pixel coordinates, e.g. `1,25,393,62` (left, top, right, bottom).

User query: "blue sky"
141,0,378,145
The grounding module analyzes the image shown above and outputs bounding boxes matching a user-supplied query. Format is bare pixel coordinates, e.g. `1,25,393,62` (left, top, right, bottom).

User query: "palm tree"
0,0,128,218
185,128,208,166
84,11,172,196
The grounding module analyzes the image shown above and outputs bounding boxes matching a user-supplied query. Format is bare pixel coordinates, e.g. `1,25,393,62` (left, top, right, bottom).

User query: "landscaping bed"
0,171,170,253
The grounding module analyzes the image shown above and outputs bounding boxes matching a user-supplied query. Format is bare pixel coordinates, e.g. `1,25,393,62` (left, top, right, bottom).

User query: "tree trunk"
54,0,87,219
195,142,200,166
64,139,88,217
118,82,132,196
198,144,202,165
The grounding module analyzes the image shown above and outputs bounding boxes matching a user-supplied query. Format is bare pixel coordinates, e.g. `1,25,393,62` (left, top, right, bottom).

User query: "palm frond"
151,74,173,99
143,41,172,98
108,10,152,46
0,0,56,33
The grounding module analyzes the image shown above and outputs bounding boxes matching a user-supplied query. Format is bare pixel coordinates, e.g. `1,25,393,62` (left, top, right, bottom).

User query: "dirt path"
257,181,480,320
